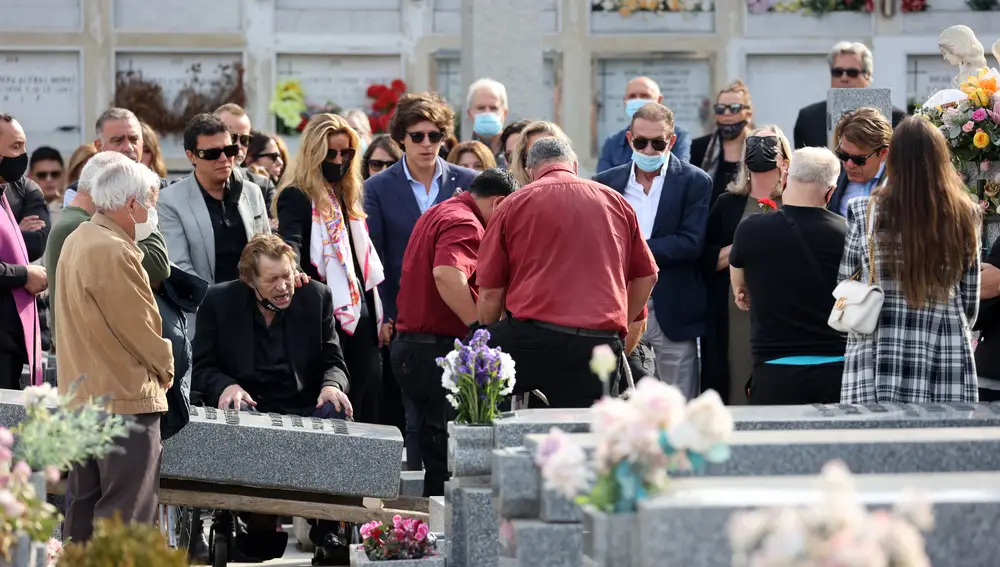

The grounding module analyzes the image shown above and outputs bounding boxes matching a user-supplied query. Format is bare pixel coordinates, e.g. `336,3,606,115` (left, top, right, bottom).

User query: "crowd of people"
0,37,995,564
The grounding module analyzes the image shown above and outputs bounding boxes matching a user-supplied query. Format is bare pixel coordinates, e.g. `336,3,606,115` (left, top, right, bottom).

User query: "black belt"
520,318,620,339
395,332,459,345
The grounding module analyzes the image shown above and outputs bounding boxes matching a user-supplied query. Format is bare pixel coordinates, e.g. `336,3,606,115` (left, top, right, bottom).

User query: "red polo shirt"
395,191,484,339
477,164,657,335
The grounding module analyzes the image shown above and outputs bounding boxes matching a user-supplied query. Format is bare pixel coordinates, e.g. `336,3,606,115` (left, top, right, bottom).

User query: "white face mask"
133,207,157,242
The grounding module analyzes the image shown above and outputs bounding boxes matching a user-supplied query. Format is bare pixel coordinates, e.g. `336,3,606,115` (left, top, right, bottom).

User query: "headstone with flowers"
349,515,442,566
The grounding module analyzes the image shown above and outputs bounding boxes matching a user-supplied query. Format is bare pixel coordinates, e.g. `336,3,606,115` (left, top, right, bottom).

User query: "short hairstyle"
238,234,298,285
29,146,63,168
717,78,753,109
446,141,497,171
829,41,873,76
788,147,841,188
466,78,508,111
183,113,230,152
389,92,455,143
361,134,403,180
90,157,159,212
469,168,518,197
95,108,138,137
499,120,531,154
509,120,569,186
77,151,132,194
0,113,12,123
834,107,892,152
213,103,246,118
629,102,675,131
525,137,577,170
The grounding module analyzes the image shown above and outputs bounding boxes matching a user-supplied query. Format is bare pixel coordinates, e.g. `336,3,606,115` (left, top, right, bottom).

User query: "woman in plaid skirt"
839,117,982,403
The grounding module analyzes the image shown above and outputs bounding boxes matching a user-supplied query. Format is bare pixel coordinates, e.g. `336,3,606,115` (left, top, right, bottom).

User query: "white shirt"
622,155,669,239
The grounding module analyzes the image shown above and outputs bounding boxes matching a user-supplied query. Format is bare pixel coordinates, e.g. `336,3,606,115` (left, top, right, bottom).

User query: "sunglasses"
835,146,884,167
831,67,863,79
405,131,445,144
233,134,251,147
367,159,397,171
34,171,62,180
632,137,669,152
326,148,356,162
255,152,281,161
194,145,239,161
714,103,746,115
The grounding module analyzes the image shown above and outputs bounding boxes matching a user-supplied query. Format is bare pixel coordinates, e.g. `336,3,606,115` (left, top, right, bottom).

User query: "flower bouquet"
366,80,407,134
0,425,61,567
270,79,308,135
438,330,515,424
350,516,440,565
729,460,933,567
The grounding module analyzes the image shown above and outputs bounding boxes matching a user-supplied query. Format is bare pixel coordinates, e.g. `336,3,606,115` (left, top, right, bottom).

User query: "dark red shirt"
395,192,484,339
477,164,657,335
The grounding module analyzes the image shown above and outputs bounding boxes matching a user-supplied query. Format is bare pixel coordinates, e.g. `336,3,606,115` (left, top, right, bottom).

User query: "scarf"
0,192,40,385
700,130,723,182
309,192,384,335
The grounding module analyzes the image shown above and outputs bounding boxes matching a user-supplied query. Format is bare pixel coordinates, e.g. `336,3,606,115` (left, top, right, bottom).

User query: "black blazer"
192,279,350,414
793,100,906,149
276,186,323,280
690,133,712,170
3,176,50,262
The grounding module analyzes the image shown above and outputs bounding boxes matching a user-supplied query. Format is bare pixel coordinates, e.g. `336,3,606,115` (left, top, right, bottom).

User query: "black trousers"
337,311,382,424
747,362,843,405
390,336,457,498
0,350,24,390
487,318,623,409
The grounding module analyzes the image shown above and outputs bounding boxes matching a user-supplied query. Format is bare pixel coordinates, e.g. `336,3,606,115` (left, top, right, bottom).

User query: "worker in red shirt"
477,137,658,408
391,168,518,497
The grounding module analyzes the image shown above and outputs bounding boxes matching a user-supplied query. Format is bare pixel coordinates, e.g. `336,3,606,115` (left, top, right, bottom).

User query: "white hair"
343,109,371,136
526,137,577,170
788,147,841,188
828,41,874,76
466,78,508,111
91,158,158,212
76,151,132,194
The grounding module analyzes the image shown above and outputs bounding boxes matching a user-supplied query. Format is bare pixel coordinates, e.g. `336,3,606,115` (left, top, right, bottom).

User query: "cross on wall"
906,58,928,99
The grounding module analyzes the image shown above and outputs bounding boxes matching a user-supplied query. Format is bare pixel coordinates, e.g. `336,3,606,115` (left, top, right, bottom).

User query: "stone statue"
993,39,1000,70
939,25,988,88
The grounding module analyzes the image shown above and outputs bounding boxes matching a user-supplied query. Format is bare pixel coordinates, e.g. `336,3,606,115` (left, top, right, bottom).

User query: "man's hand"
218,384,257,410
18,216,45,232
734,286,750,311
625,318,647,355
24,265,47,295
379,320,394,347
318,385,353,418
294,271,310,288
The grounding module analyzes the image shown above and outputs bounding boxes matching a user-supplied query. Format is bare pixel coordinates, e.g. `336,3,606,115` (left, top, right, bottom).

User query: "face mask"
718,121,747,141
0,153,28,184
473,112,504,138
322,161,346,184
134,208,158,242
625,98,653,121
255,286,281,312
631,150,667,173
746,136,779,173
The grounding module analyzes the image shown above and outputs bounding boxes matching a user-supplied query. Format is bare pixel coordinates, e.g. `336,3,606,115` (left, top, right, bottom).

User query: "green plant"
56,515,188,567
966,0,997,10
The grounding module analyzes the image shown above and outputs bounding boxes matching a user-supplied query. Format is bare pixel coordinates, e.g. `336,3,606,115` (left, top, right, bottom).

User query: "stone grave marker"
729,401,1000,430
827,87,893,147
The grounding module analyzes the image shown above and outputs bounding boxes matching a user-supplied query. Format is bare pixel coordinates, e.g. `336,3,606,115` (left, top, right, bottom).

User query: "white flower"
667,389,733,453
440,351,460,394
23,383,59,407
445,394,459,410
630,378,687,431
498,352,516,396
589,345,617,383
538,436,592,499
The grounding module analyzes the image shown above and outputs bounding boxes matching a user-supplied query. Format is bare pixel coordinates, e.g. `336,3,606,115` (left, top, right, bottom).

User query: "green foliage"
575,471,621,513
56,516,188,567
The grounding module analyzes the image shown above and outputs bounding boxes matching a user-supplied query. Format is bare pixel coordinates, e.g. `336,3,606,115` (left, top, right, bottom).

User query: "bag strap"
778,210,832,288
864,197,879,287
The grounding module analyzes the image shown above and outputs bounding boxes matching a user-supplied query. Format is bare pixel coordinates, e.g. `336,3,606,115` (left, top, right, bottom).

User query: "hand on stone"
378,321,394,347
293,271,310,288
24,265,47,295
218,384,256,410
18,215,45,232
318,385,353,418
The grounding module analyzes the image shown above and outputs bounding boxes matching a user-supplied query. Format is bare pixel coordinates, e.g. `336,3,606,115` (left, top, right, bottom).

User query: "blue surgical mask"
625,98,654,121
631,150,666,173
473,112,504,137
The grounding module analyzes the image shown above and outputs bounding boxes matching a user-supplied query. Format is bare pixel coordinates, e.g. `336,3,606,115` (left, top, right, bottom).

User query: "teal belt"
764,356,845,366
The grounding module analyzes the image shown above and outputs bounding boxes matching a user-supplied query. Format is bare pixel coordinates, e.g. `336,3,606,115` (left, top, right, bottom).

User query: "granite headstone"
826,87,893,147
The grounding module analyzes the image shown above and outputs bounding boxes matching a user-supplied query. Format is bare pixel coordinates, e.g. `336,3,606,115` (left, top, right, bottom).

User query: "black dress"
975,235,1000,401
690,133,742,208
276,186,382,422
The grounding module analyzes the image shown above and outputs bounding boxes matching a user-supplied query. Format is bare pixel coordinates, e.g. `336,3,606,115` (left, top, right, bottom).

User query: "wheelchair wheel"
211,532,228,567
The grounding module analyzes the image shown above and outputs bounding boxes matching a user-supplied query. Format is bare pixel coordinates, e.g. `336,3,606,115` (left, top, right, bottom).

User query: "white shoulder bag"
828,198,884,335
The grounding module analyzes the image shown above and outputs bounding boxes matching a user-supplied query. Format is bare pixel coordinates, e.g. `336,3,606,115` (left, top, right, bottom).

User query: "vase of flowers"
349,516,442,566
440,330,515,477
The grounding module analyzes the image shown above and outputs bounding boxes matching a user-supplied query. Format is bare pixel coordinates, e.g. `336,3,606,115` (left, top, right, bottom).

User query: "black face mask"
745,136,779,173
0,153,28,184
717,121,747,141
322,162,347,184
254,287,281,313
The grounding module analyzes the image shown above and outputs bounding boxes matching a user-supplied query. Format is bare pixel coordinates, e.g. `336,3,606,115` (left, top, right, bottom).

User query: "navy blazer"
826,170,851,217
363,158,478,322
594,158,712,341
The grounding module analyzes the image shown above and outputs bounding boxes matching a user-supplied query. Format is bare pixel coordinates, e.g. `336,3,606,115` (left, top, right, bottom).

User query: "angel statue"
939,25,988,88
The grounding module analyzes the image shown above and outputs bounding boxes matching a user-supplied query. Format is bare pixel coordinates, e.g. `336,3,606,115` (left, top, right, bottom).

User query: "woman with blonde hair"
840,117,981,403
690,79,754,206
61,143,97,207
509,120,569,186
700,125,792,405
446,140,497,172
275,113,384,423
139,121,167,178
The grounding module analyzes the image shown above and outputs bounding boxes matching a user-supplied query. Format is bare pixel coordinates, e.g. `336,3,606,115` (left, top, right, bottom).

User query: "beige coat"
54,213,173,414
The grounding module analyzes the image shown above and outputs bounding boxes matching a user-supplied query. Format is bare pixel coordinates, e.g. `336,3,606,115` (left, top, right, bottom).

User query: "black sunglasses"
367,159,397,170
831,67,863,79
632,137,669,152
233,134,251,147
34,171,62,180
194,145,239,161
835,146,884,167
326,148,356,162
254,152,281,161
405,131,445,144
714,103,746,115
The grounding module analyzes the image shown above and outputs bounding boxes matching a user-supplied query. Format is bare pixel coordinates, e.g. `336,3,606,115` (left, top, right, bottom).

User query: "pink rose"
0,428,13,447
973,108,988,121
12,461,30,482
983,160,993,172
963,121,976,133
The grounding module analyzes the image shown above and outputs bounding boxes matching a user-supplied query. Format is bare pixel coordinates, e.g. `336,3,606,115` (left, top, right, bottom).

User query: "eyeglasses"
831,67,863,79
326,148,356,162
194,145,239,161
405,131,445,144
255,152,281,161
835,146,884,167
34,171,62,180
233,134,251,147
367,159,397,171
632,137,669,152
714,103,746,115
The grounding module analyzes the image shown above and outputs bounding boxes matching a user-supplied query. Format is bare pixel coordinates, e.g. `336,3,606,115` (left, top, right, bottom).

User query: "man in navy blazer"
594,102,711,399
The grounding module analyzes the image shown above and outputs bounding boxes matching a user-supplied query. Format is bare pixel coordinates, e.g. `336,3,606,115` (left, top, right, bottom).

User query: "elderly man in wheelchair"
190,234,354,565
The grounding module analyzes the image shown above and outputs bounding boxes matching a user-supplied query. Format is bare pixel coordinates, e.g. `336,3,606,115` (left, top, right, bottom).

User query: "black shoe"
188,531,210,563
312,544,350,566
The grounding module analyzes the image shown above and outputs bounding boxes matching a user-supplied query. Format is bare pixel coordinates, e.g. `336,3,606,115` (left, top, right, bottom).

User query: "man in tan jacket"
55,155,174,543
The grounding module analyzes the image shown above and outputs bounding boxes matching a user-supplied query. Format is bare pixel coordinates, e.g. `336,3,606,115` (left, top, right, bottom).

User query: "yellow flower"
961,68,997,106
974,130,990,149
667,0,681,9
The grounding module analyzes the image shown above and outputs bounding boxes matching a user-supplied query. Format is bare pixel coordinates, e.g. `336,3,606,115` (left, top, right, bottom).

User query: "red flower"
863,0,874,11
757,198,778,210
296,117,308,132
391,79,407,94
367,84,389,99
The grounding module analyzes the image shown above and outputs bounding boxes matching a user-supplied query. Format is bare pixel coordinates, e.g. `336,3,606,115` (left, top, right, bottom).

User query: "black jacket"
3,176,50,262
192,280,350,414
793,100,906,150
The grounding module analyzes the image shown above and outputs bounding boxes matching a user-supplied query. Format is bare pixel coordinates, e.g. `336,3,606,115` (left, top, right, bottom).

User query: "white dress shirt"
622,155,669,239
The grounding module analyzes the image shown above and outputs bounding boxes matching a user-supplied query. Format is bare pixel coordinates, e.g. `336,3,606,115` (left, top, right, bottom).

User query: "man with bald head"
597,76,691,173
